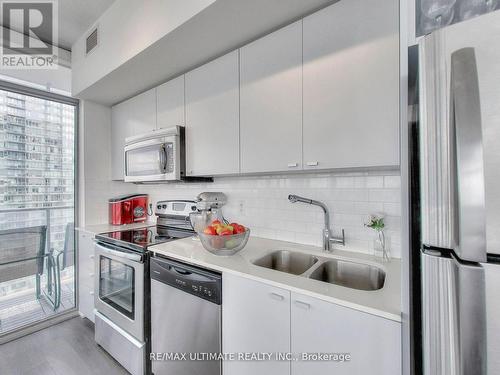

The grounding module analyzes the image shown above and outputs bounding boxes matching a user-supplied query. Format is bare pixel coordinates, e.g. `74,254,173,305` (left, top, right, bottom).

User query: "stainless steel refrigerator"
418,10,500,375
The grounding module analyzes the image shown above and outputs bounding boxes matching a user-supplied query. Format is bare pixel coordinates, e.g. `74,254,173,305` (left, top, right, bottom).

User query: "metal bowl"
198,229,250,256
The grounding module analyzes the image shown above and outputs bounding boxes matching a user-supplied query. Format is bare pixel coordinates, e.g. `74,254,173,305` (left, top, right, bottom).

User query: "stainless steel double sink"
252,250,385,291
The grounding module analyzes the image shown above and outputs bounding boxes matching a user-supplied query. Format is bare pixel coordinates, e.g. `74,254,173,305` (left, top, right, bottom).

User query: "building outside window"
0,85,77,336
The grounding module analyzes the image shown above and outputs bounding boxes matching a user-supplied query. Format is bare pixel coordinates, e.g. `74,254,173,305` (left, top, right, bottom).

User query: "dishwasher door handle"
172,267,192,276
151,257,221,284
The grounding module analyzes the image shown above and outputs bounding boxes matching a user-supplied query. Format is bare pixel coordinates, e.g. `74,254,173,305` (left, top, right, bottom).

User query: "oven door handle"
95,242,143,263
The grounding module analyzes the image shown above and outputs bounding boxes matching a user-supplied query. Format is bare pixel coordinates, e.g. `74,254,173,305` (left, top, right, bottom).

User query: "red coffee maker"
108,194,149,225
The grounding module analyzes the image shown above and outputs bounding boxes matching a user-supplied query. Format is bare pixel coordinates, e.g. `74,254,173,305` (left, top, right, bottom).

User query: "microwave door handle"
450,47,486,262
159,143,167,173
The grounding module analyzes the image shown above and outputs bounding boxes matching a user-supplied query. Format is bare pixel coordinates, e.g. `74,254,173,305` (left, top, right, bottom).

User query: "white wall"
71,0,215,96
79,100,131,225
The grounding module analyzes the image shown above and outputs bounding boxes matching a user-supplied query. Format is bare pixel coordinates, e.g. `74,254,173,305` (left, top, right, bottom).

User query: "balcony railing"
0,206,74,252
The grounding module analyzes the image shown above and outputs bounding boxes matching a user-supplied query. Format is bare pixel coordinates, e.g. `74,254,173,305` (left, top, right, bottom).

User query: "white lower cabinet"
222,274,401,375
290,292,401,375
78,230,95,323
222,273,291,375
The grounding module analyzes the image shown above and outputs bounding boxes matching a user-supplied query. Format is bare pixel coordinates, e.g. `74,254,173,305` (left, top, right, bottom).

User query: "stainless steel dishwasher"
150,256,222,375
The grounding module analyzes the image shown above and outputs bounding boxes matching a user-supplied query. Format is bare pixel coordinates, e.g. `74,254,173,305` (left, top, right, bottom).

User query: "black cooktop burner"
96,225,194,253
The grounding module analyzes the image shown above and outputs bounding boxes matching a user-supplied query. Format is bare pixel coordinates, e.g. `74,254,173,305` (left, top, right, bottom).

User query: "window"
0,83,78,336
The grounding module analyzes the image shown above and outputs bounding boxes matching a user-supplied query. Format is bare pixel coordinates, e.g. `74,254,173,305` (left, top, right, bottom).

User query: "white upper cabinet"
222,273,291,375
111,88,157,180
126,88,157,135
240,21,303,173
110,0,401,180
156,75,185,129
290,292,401,375
185,51,240,176
302,0,400,170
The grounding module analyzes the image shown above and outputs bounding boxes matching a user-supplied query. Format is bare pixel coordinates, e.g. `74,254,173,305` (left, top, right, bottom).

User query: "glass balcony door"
0,82,78,338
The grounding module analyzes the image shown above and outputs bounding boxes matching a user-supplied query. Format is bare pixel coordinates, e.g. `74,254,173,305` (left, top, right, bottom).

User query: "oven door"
124,137,180,182
94,242,144,341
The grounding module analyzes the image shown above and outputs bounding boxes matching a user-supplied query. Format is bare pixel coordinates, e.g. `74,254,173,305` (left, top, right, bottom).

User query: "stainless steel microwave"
124,126,185,183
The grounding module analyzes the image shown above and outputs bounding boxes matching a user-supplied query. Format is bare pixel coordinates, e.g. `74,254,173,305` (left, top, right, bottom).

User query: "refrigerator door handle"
450,47,487,262
422,250,487,375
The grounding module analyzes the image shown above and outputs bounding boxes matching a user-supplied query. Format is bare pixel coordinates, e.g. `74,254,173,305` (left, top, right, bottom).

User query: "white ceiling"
1,0,116,51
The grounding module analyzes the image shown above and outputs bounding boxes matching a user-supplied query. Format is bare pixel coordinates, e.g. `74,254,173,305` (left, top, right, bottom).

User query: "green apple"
225,239,239,249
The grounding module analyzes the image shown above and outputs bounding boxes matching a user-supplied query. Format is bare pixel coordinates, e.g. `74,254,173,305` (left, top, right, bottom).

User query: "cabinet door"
111,88,157,180
240,21,302,173
303,0,399,170
157,75,185,129
291,293,401,375
223,273,290,375
111,103,134,180
78,231,95,322
185,51,239,176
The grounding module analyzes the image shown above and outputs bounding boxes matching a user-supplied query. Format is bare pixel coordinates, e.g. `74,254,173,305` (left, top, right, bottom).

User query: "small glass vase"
373,230,390,262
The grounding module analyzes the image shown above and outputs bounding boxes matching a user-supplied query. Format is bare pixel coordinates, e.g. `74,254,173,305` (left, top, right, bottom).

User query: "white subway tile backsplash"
384,175,401,189
352,201,384,215
334,176,355,188
383,202,401,216
366,176,384,188
86,170,401,258
353,176,367,189
368,189,401,203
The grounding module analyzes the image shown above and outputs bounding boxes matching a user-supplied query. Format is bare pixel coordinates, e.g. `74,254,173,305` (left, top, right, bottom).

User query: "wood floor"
0,317,128,375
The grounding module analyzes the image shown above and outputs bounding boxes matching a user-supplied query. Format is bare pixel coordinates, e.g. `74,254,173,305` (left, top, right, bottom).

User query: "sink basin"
308,260,385,291
253,250,318,275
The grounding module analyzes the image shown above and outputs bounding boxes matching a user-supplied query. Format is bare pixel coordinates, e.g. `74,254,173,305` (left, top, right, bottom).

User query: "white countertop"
149,236,401,322
76,221,156,234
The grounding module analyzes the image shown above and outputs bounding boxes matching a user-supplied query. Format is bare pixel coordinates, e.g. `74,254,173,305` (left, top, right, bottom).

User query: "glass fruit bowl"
198,228,250,256
189,211,215,233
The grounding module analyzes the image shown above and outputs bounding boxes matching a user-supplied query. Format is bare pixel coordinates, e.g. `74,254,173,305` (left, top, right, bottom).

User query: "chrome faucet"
288,194,345,252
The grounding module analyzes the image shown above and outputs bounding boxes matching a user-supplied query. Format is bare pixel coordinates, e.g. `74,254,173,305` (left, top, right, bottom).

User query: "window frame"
0,79,80,343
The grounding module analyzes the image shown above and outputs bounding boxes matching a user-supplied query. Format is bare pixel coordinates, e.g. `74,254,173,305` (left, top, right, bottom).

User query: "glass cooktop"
96,225,194,253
